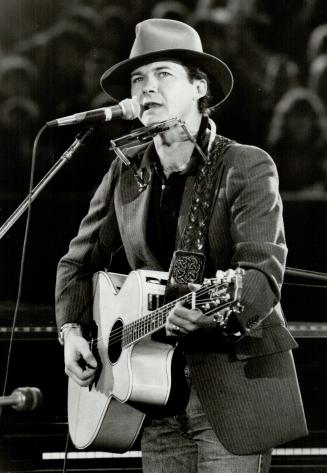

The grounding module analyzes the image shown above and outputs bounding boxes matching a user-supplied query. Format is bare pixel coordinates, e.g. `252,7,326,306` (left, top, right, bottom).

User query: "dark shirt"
141,117,209,271
146,146,199,271
138,119,243,340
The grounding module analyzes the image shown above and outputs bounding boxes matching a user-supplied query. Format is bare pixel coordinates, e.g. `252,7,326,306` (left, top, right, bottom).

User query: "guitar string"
92,297,231,348
88,300,234,373
82,279,238,373
122,300,235,349
92,296,219,348
121,299,234,348
89,282,227,345
91,290,200,346
89,281,235,347
88,281,236,347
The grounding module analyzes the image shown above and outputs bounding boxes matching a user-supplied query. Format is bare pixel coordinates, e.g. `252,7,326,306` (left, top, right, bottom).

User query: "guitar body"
68,269,188,452
67,267,244,452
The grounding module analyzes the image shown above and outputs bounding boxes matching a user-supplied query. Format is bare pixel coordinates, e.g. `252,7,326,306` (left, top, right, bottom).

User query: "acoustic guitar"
68,268,244,452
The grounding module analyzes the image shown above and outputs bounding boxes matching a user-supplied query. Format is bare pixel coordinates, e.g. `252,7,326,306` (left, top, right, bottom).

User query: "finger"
166,321,188,336
66,358,96,377
172,301,191,317
74,339,98,369
80,350,98,369
165,323,180,336
65,365,96,386
171,323,188,335
168,311,204,333
165,319,179,336
66,369,95,386
172,303,203,322
67,371,95,387
167,310,184,328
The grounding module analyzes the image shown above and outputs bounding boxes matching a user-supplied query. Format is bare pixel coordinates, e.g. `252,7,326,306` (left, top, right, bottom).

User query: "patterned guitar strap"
165,128,233,303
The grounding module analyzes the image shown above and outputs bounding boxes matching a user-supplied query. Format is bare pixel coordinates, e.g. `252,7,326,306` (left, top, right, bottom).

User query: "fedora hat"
100,18,233,109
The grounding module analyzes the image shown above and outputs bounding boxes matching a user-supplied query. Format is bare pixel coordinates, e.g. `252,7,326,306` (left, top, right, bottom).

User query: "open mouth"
143,102,162,111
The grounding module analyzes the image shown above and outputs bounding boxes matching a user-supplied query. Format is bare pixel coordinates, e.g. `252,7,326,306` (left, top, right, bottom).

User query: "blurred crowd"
1,0,327,194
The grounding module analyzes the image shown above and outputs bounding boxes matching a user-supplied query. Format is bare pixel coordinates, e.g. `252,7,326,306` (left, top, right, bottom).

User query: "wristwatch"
58,323,81,346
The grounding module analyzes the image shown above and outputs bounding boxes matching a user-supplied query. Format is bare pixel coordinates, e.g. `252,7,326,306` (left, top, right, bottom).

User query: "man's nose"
142,75,157,94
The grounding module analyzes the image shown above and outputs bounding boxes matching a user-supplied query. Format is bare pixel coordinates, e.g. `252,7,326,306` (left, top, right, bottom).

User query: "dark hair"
183,64,212,114
135,57,213,114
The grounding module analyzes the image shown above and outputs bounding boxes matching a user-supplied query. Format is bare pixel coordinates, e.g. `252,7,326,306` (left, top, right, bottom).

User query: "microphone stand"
285,267,327,282
1,124,326,284
0,128,93,240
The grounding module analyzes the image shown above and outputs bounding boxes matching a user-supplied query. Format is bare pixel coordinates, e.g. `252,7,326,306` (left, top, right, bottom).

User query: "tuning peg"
215,270,225,281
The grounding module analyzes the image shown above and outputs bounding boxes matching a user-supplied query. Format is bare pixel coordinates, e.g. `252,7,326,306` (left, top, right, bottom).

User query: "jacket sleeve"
55,159,122,330
224,143,287,336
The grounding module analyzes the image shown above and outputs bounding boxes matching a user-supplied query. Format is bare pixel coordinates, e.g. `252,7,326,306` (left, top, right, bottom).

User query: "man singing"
56,19,307,473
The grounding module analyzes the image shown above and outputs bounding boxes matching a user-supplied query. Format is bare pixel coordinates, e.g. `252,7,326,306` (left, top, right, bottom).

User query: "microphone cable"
62,430,70,473
0,125,47,420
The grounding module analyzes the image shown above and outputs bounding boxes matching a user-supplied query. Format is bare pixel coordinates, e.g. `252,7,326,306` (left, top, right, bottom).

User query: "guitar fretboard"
120,277,238,347
122,293,192,347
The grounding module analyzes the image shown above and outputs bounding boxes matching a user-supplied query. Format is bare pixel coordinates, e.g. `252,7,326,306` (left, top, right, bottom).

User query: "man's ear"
196,79,208,99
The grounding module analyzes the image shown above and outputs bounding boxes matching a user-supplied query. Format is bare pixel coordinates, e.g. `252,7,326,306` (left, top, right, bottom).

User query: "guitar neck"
120,269,243,348
122,292,191,347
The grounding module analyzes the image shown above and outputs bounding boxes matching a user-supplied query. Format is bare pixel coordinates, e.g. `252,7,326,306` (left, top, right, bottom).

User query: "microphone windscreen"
120,98,140,120
14,387,43,411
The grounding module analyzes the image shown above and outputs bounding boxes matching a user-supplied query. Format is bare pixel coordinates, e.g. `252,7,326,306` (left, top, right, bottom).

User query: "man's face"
130,60,205,126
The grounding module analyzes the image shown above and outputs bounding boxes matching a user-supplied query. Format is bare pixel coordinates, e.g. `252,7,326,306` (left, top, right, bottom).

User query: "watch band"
58,322,81,346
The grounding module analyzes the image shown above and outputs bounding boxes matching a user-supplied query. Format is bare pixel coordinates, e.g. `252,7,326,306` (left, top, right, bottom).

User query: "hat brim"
100,49,233,109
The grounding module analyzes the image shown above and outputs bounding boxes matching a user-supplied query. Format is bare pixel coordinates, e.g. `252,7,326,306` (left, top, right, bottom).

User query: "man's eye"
159,71,170,78
132,76,143,84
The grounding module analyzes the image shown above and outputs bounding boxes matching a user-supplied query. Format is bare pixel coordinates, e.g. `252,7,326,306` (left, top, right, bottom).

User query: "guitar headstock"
194,268,245,323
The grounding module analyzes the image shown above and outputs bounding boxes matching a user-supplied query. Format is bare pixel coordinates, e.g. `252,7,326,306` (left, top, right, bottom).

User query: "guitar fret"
122,290,211,347
136,322,140,340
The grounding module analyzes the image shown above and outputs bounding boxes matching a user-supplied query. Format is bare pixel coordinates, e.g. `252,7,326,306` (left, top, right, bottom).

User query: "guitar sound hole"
108,319,123,364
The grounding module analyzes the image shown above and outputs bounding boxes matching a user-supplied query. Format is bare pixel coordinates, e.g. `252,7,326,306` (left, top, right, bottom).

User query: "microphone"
46,98,140,128
0,387,43,411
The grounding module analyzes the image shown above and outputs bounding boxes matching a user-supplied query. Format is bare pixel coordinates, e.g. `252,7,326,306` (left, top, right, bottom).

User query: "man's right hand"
64,329,98,387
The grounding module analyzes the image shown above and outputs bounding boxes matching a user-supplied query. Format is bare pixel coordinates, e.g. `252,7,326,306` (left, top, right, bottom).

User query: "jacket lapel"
118,159,161,269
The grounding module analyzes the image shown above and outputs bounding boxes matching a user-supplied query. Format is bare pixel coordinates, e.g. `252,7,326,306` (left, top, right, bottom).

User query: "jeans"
141,381,272,473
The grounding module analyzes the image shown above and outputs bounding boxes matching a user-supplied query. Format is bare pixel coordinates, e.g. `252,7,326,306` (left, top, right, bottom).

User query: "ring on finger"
172,324,180,332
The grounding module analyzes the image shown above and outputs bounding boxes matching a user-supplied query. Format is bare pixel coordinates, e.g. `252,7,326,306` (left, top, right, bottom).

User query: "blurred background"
0,0,326,472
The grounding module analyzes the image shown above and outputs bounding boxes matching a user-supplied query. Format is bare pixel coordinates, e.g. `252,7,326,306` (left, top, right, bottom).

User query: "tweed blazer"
55,134,307,454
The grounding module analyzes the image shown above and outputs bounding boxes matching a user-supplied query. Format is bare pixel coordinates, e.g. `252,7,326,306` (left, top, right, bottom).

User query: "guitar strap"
165,132,233,302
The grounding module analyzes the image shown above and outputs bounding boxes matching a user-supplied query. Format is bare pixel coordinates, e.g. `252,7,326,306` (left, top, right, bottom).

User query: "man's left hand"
166,301,214,336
